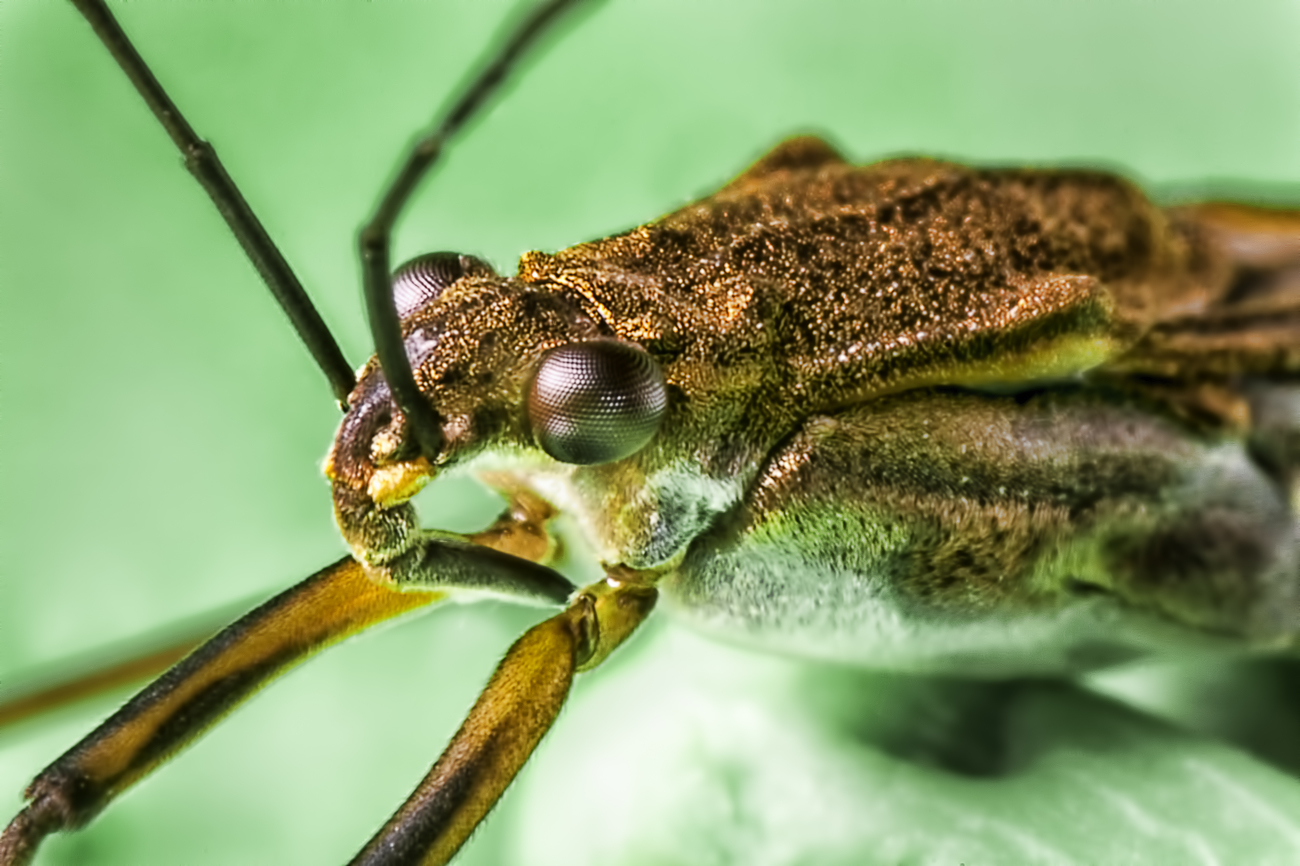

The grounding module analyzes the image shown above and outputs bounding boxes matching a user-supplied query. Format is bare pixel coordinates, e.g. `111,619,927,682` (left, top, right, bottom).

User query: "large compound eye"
391,252,495,319
528,340,668,465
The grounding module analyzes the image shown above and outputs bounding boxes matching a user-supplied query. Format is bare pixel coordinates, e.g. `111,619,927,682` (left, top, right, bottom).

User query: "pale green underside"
519,625,1300,866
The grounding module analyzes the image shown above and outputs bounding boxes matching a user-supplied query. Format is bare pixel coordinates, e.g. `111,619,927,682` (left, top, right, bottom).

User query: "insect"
4,0,1300,864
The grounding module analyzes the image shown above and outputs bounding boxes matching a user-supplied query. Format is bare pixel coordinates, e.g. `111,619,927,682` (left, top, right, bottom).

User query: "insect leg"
349,574,656,866
466,476,564,564
0,594,262,728
0,485,562,734
0,545,573,866
0,558,432,865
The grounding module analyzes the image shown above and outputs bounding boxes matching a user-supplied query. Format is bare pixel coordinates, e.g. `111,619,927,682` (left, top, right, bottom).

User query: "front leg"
466,473,563,566
325,373,571,605
0,558,442,866
4,397,574,865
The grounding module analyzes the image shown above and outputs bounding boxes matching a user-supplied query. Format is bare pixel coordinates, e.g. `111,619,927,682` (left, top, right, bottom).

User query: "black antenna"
69,0,357,409
359,0,599,461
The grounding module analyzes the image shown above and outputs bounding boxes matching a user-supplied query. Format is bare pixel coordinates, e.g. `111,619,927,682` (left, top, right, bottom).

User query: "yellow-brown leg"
0,534,575,866
465,479,563,565
349,573,658,866
0,558,437,865
0,488,566,732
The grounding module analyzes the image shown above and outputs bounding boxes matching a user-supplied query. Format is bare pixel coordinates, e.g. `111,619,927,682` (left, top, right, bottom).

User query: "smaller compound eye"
391,252,496,319
528,340,668,465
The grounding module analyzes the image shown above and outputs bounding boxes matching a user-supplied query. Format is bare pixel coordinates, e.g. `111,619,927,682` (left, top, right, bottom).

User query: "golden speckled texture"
332,136,1300,574
523,137,1213,412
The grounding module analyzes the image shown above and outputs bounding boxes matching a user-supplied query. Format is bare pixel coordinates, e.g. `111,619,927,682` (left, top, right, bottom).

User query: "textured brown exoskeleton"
5,1,1300,864
335,134,1300,668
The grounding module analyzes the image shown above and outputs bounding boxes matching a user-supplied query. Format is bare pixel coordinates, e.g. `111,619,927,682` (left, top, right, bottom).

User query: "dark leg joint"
0,781,83,866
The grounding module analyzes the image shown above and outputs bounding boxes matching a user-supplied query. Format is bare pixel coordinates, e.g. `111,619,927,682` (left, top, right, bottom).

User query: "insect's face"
3,1,1300,864
358,273,608,469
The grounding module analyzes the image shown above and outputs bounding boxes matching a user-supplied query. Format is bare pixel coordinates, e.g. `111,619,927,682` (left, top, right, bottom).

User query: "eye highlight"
528,340,668,465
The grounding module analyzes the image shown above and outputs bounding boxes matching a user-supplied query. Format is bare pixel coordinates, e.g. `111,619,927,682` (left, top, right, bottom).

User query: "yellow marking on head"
368,457,434,507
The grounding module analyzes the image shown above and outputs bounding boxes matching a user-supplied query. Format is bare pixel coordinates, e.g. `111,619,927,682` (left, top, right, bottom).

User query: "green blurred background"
3,1,1300,863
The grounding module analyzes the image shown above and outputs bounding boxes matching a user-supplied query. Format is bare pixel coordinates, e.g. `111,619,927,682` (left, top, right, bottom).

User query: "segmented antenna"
359,0,599,461
69,0,357,408
70,0,598,432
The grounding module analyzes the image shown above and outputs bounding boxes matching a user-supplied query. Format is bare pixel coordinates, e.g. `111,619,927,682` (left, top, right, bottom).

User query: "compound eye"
391,252,495,319
528,340,668,465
